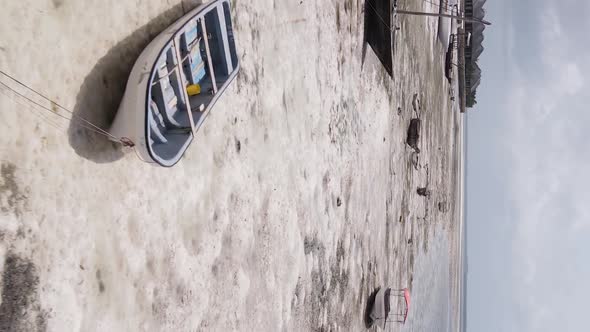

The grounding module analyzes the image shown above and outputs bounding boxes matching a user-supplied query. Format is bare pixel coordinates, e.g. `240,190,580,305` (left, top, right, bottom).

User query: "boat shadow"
364,287,380,329
361,0,369,68
361,0,398,75
68,2,199,163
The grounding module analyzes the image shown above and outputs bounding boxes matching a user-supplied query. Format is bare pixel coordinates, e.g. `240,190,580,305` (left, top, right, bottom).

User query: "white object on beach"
437,0,459,49
109,0,239,167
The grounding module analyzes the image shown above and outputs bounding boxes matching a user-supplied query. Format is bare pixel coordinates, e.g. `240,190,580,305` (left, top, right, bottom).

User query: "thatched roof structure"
463,0,487,107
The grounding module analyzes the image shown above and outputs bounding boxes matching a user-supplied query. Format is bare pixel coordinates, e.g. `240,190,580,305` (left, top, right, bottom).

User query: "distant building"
462,0,486,108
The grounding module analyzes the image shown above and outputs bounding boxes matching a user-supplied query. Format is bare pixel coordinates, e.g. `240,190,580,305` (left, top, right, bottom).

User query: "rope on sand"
0,70,134,147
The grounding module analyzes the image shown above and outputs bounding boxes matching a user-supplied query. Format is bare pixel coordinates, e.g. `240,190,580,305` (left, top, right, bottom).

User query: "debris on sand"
411,151,420,170
235,138,242,153
0,252,47,332
417,187,430,197
406,119,421,153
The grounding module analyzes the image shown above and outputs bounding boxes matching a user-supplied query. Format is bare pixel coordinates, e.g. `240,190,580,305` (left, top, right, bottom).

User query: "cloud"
504,4,590,331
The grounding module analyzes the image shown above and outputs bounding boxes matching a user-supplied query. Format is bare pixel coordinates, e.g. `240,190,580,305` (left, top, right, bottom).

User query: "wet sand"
0,0,461,330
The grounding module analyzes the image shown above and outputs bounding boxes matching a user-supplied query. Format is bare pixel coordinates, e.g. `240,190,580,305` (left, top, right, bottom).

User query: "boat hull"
109,0,239,166
370,287,388,329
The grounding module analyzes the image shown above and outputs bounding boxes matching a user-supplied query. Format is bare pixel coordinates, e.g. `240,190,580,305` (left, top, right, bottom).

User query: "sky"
466,0,590,331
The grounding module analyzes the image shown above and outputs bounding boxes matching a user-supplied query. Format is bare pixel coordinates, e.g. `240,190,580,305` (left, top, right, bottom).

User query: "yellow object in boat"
186,84,201,96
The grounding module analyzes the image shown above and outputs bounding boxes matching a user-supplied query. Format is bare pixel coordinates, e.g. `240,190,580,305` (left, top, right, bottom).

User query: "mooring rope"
365,0,396,32
0,70,134,147
366,0,461,32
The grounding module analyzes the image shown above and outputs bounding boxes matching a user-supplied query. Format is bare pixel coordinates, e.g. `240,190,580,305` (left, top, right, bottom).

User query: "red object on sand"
403,288,411,323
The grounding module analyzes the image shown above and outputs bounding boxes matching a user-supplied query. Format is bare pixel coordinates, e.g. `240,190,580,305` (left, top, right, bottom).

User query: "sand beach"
0,0,462,330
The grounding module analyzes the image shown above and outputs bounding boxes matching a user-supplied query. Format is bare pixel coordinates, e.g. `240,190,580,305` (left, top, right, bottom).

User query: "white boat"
109,0,239,167
370,287,410,329
437,0,458,49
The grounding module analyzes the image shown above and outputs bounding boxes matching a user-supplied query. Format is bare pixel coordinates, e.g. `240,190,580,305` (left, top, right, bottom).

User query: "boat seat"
149,101,168,144
151,58,188,128
180,23,207,85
